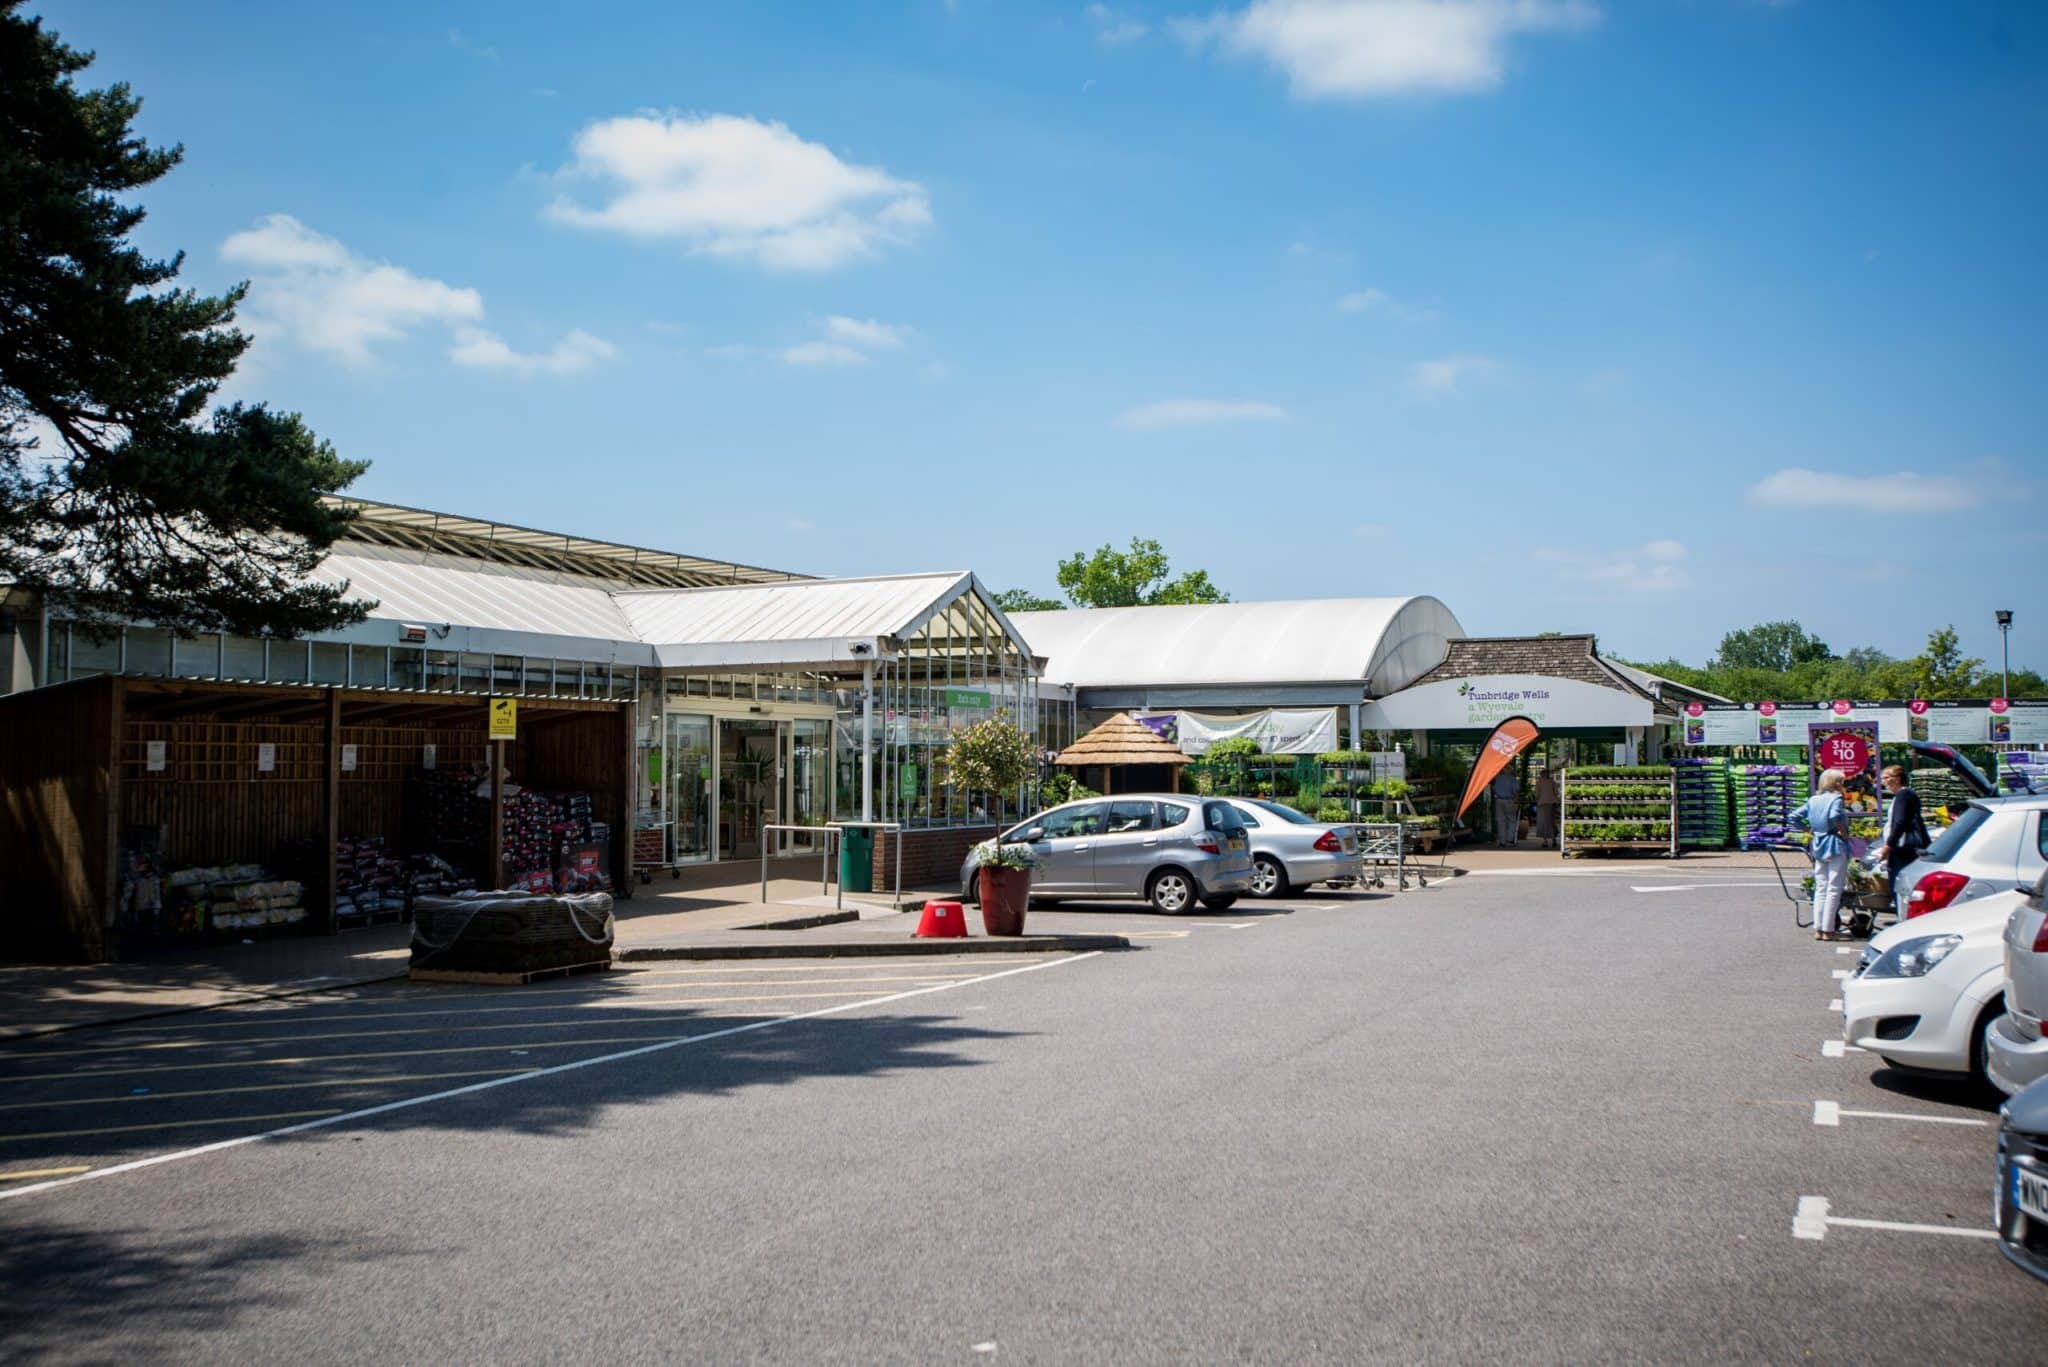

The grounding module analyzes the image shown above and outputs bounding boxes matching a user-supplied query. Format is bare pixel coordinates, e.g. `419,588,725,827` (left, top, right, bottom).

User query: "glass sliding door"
665,713,713,865
787,719,832,854
718,718,781,860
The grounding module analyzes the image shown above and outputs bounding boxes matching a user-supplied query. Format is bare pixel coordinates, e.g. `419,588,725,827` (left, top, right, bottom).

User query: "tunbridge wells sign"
1358,674,1653,732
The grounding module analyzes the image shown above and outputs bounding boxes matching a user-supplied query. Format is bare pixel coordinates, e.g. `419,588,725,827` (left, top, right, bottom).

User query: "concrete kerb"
617,934,1132,962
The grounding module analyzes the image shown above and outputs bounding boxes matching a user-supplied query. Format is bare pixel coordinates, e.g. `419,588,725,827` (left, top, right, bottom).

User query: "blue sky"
34,0,2048,672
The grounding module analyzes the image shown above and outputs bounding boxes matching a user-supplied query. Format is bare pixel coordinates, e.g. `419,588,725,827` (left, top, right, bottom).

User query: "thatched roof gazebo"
1055,712,1191,795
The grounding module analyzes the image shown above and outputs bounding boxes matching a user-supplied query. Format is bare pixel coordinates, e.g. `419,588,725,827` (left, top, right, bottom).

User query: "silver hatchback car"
960,794,1253,914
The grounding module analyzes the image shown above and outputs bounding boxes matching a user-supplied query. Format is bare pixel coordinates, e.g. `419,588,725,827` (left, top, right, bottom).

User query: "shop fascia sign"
1360,675,1652,731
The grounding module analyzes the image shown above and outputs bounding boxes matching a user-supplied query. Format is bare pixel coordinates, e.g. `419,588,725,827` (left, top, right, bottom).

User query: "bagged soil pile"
411,890,614,975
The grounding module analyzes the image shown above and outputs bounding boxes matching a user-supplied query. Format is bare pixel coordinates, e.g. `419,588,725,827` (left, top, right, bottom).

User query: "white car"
1842,889,2016,1086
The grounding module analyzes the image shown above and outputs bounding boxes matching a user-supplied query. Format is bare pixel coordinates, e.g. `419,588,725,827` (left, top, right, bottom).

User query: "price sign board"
1809,721,1882,826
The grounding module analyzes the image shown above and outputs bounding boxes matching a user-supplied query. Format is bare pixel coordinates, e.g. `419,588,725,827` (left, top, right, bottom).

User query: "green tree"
1711,621,1832,674
992,588,1063,613
1896,625,1982,698
1054,537,1230,608
0,3,369,637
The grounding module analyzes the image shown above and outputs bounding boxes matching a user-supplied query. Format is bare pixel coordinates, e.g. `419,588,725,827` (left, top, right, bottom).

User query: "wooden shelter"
1054,712,1190,796
0,675,633,963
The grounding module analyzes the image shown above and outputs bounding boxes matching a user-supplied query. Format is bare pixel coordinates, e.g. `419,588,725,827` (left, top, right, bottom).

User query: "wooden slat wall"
0,676,117,963
516,709,633,894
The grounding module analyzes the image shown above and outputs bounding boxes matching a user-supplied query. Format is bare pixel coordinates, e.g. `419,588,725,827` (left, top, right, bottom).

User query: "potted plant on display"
946,719,1038,935
970,836,1037,936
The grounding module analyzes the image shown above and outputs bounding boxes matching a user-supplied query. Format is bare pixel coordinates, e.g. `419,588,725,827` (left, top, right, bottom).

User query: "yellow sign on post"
488,697,517,740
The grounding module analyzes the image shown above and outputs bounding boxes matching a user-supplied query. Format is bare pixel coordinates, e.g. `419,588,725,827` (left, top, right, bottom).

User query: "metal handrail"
828,820,903,911
758,824,837,905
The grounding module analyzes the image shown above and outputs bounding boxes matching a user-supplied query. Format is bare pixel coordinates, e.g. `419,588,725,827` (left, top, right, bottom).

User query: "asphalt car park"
4,864,2041,1360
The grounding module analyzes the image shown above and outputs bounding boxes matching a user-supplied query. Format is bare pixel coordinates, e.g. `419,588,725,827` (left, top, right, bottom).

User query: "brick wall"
874,826,998,891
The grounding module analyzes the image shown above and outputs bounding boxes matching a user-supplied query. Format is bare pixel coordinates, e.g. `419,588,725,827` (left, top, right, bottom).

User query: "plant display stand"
1672,757,1731,849
1560,765,1677,858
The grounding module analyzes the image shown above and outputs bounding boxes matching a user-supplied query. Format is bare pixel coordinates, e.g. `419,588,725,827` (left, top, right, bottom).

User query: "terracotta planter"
977,866,1031,937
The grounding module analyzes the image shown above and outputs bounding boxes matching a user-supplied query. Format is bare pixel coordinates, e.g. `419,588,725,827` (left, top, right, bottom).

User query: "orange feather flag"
1455,716,1541,822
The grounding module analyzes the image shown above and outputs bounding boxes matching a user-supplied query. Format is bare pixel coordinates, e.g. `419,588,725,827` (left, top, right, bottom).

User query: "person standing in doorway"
1799,769,1852,941
1874,764,1929,922
1491,765,1521,847
1534,767,1561,849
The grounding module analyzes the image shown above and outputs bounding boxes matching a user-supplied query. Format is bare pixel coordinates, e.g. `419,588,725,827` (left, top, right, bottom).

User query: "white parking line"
1820,1040,1867,1058
1794,1196,1997,1242
1812,1099,1989,1128
1631,883,1779,893
1836,947,1856,956
1832,969,1851,980
1829,999,1843,1012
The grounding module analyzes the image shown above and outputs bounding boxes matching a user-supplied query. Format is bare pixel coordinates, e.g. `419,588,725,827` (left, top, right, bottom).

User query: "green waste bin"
839,825,873,894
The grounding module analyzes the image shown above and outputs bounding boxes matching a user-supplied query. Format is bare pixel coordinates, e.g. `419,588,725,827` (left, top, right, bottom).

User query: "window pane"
124,628,171,676
311,642,348,684
270,641,309,683
392,648,425,690
526,659,556,694
223,636,267,679
174,635,216,678
1106,801,1158,834
460,654,490,693
494,655,523,693
70,627,121,678
351,645,389,688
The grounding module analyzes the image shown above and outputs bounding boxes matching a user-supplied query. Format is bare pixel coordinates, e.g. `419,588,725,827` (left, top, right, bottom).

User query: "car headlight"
1862,934,1963,979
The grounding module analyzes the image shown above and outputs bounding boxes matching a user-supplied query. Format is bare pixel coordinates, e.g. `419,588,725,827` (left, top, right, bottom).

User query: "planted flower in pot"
972,838,1038,937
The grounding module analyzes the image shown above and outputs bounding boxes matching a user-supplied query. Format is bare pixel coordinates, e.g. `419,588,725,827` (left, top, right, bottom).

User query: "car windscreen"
1922,804,1990,863
1251,799,1315,826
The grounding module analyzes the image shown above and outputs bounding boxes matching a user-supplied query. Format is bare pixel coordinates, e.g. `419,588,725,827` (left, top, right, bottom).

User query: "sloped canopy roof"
1055,712,1192,767
314,543,1031,673
1408,634,1652,697
1014,596,1463,699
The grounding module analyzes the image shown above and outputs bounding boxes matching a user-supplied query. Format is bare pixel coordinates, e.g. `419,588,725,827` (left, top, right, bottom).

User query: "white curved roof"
1013,596,1463,697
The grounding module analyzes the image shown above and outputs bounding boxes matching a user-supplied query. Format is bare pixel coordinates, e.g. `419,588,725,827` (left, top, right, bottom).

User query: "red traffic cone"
914,900,967,938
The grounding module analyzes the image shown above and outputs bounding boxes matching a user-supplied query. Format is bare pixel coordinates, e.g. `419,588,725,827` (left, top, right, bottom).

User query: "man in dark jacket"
1875,765,1929,920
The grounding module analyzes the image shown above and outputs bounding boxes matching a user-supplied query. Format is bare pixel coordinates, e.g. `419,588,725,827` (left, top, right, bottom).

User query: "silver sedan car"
1225,798,1365,899
960,794,1253,914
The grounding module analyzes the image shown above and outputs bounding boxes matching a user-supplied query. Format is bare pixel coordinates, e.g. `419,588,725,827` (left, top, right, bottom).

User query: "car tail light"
1313,830,1343,853
1907,870,1969,917
1195,836,1221,854
2032,917,2048,954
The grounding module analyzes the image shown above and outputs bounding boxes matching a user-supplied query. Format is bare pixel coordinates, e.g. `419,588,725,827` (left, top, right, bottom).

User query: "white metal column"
860,659,874,822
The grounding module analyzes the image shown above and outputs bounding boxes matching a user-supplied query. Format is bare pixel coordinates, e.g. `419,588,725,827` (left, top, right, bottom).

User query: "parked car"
959,795,1253,914
1994,1073,2048,1284
1987,871,2048,1097
1223,798,1365,898
1843,892,2013,1087
1897,795,2048,920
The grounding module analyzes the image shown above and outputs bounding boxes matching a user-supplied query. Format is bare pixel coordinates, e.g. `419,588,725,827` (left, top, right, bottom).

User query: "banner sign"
1457,717,1540,822
1992,700,2048,745
1360,675,1653,732
1809,721,1882,841
1135,708,1339,757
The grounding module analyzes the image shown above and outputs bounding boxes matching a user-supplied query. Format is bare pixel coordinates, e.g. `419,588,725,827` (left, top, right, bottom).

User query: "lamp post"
1996,610,2013,700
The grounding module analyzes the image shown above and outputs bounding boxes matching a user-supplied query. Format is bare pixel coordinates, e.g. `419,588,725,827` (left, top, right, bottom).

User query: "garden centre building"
2,494,1746,962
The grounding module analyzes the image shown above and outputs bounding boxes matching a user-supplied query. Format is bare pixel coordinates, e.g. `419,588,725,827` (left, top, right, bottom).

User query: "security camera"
848,641,873,657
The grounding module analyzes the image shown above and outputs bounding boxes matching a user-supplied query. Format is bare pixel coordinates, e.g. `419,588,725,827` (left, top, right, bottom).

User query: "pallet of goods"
1733,764,1809,848
164,864,307,935
1560,765,1677,858
1671,757,1731,849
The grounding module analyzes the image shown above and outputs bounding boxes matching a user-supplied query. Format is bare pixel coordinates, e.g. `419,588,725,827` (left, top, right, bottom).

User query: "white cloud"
1177,0,1599,100
1116,398,1292,428
1746,467,1982,515
781,341,871,368
1086,3,1151,44
450,327,618,376
1405,353,1500,395
1337,287,1438,322
221,214,611,375
545,112,931,272
823,316,909,350
222,215,484,366
1535,540,1690,595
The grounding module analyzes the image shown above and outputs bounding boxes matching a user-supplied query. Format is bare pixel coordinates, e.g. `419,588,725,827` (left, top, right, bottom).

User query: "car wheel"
961,877,980,905
1972,998,2005,1091
1201,894,1239,911
1148,869,1195,915
1248,855,1290,899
